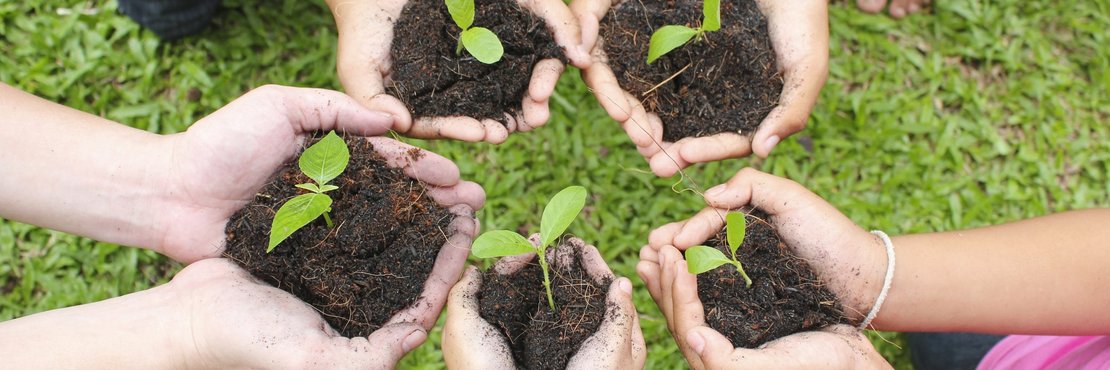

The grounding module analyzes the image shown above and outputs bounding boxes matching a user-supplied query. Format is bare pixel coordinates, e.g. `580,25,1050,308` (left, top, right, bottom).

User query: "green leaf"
472,230,535,258
460,27,504,64
268,193,332,252
726,212,746,258
445,0,474,30
295,183,321,193
647,25,698,64
298,131,350,186
702,0,721,32
539,186,587,249
685,246,732,274
319,184,339,193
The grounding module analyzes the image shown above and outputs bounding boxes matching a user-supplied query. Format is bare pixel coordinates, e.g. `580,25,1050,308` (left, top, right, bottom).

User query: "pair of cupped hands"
153,0,835,368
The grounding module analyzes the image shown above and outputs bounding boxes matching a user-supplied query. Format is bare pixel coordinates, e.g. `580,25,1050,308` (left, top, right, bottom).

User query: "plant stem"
733,260,753,288
323,211,334,228
537,251,555,310
456,38,464,56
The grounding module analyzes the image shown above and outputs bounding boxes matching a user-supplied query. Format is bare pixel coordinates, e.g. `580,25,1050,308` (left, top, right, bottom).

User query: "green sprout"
267,131,350,252
646,0,721,64
471,186,588,310
685,212,753,287
446,0,504,64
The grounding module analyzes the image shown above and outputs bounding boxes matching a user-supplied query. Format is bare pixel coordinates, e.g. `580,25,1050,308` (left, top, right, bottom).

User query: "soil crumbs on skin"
389,0,566,123
224,136,452,338
478,245,611,369
601,0,783,141
694,210,848,348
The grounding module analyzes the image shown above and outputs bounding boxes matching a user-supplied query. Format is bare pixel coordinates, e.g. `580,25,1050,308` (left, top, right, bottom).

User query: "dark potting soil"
692,210,848,348
223,135,453,338
478,244,611,369
389,0,566,123
600,0,783,142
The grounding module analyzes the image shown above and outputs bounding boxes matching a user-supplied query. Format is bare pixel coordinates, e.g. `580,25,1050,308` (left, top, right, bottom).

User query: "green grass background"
1,0,1107,368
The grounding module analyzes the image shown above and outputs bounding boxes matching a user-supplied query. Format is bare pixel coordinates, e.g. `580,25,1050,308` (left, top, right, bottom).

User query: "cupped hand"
571,0,828,176
328,0,591,144
637,246,889,369
167,258,429,369
443,236,646,369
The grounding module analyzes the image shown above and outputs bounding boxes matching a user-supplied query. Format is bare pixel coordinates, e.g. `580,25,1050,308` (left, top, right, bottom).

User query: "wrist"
843,232,890,326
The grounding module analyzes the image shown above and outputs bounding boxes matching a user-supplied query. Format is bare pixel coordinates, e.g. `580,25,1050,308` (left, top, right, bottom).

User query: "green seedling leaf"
268,193,332,252
295,183,322,193
539,186,587,248
685,246,733,274
472,230,535,258
445,0,474,30
702,0,721,32
647,25,698,64
319,184,339,192
461,27,504,64
298,131,350,186
726,212,746,259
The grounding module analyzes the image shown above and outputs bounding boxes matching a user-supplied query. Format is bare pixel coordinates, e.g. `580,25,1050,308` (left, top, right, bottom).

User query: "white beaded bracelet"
859,230,896,330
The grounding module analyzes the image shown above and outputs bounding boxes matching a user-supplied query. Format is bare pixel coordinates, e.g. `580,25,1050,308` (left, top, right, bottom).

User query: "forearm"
0,286,185,368
874,209,1110,334
0,83,173,250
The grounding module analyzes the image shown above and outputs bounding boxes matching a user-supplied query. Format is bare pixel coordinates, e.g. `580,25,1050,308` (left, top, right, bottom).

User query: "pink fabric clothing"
978,335,1110,370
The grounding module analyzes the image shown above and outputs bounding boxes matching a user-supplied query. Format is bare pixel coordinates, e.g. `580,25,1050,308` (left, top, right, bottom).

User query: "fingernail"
687,330,706,355
619,278,633,295
764,135,781,155
402,329,427,352
706,185,727,197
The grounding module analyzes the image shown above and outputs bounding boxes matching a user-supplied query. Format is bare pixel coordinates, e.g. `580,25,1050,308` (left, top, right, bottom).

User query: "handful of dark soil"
600,0,783,141
389,0,566,123
693,210,848,348
223,136,452,337
478,245,611,369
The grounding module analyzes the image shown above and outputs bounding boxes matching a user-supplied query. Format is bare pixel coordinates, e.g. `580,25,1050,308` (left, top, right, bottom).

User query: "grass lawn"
2,0,1107,368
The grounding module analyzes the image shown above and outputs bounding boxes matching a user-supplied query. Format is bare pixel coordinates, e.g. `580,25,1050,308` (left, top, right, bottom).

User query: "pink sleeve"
978,335,1110,370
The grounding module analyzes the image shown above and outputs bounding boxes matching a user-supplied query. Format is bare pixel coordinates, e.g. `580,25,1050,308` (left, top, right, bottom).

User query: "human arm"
442,237,646,369
0,258,427,369
326,0,590,144
571,0,829,176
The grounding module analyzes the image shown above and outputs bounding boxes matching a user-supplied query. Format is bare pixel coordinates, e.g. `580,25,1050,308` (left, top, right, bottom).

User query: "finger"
248,85,395,137
405,116,488,142
358,322,427,367
552,238,577,270
333,3,415,133
619,92,658,148
648,221,685,249
636,246,663,304
426,182,487,212
495,252,536,275
636,113,665,158
567,277,637,368
648,141,689,177
481,119,509,144
446,204,479,238
889,0,911,17
670,259,706,345
677,133,754,164
581,48,632,122
684,326,741,369
855,0,887,13
520,0,591,67
703,167,813,215
569,0,613,52
577,240,615,284
448,266,482,314
631,306,647,368
639,243,660,264
364,137,461,187
522,59,564,129
658,246,683,331
388,215,474,329
674,207,729,248
444,267,518,369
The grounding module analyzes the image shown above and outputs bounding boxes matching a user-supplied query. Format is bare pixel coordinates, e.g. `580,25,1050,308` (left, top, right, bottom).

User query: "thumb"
364,322,428,367
523,0,591,67
567,278,637,369
244,85,394,137
685,326,740,368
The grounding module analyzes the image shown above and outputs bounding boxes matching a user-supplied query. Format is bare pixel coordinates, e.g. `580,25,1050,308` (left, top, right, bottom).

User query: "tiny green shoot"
267,131,350,252
471,186,588,310
685,212,753,287
646,0,721,64
446,0,504,64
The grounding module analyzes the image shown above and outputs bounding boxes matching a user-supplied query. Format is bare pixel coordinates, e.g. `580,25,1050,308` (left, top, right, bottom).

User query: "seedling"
267,131,350,252
446,0,504,64
471,186,588,309
646,0,721,64
685,212,753,287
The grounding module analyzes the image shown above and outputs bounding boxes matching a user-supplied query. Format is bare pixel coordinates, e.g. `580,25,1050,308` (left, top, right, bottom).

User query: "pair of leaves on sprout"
446,0,504,64
646,0,721,64
472,186,588,309
268,131,350,252
685,212,754,287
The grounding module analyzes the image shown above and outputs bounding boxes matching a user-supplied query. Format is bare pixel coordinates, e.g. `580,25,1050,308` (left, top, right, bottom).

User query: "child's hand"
571,0,828,176
443,237,645,369
639,246,888,369
329,0,590,144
